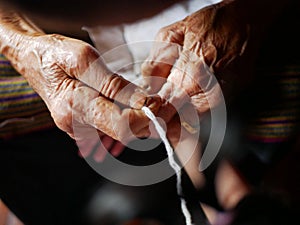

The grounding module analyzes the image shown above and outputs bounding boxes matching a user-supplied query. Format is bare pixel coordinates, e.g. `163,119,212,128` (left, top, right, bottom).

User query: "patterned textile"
246,65,300,143
0,54,55,139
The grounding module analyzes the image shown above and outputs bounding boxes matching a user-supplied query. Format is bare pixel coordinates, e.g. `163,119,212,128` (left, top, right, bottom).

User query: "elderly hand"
142,0,255,122
0,10,161,143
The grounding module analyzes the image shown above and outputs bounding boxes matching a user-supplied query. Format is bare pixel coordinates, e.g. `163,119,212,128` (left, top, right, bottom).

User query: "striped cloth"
246,65,300,143
0,54,55,139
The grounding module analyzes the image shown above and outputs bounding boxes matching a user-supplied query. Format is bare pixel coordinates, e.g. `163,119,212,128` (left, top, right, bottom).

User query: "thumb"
141,23,184,94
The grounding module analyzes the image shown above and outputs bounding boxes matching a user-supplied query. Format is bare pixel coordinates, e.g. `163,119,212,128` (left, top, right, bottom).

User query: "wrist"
0,26,34,65
0,7,44,34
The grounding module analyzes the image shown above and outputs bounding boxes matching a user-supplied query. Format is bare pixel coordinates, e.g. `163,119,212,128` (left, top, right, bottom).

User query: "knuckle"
47,33,65,41
49,98,74,133
156,26,172,41
156,23,182,43
100,74,123,99
52,110,73,134
116,113,143,141
81,44,99,59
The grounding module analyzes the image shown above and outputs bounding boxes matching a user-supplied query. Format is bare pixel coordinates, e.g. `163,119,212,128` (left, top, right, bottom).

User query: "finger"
156,99,179,124
76,136,101,158
54,79,157,143
55,39,158,109
165,113,182,146
93,135,115,162
93,135,125,162
73,123,104,159
141,23,184,93
78,88,153,142
157,48,214,119
109,141,125,157
93,144,107,162
101,135,115,150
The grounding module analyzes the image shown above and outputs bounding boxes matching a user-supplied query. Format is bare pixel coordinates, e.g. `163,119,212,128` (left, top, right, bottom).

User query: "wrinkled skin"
0,1,261,165
139,1,262,188
0,11,161,144
142,0,258,123
25,34,160,141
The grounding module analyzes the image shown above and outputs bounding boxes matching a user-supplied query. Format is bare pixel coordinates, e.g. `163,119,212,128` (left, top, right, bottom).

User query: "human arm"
0,7,161,142
141,0,294,122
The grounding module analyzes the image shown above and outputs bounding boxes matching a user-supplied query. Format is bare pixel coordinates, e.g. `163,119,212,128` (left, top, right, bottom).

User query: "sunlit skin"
0,1,294,220
0,10,163,143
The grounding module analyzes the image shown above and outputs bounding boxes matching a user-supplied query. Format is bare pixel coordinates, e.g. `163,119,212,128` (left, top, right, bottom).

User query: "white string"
142,106,193,225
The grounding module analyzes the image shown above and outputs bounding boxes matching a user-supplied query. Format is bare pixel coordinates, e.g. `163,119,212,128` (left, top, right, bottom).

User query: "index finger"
68,84,161,143
82,56,150,109
56,39,156,109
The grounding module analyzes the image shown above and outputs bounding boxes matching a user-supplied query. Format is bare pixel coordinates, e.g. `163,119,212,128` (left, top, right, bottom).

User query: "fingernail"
143,96,153,106
143,95,162,114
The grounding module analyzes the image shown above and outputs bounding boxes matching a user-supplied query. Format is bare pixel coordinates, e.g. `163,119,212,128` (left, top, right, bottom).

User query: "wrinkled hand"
0,18,161,142
142,1,255,122
141,1,253,185
27,34,162,141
